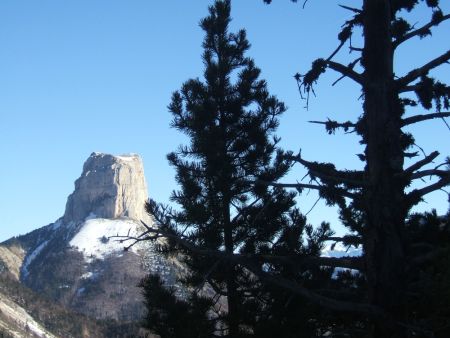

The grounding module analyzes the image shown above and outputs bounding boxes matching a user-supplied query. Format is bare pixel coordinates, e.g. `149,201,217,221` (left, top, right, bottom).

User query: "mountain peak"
63,152,149,224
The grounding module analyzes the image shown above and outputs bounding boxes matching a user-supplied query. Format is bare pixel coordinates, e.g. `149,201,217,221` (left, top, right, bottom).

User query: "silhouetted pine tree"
257,0,449,336
138,1,339,336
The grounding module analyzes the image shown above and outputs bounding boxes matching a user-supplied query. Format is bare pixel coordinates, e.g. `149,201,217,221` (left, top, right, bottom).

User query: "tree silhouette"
123,0,450,336
259,0,449,336
133,1,336,336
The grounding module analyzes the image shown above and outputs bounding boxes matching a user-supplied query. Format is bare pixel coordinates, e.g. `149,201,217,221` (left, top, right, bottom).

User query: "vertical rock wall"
63,152,150,224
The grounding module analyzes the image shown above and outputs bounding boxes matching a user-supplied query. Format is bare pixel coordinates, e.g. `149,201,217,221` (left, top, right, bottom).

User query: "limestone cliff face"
63,152,150,224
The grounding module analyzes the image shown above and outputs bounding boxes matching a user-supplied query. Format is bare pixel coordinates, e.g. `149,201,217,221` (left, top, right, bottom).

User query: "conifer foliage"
138,1,333,336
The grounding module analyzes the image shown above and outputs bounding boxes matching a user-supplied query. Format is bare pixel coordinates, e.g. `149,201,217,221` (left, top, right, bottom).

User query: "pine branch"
409,247,450,267
241,260,384,317
404,151,439,174
393,14,450,49
261,254,364,270
401,112,450,126
397,50,450,88
326,60,364,85
142,230,378,316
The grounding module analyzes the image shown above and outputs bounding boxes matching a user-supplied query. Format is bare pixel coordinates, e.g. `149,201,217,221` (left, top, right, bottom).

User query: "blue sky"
0,1,448,241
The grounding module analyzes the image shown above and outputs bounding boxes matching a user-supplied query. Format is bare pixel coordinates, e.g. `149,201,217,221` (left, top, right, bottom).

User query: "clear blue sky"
0,1,448,241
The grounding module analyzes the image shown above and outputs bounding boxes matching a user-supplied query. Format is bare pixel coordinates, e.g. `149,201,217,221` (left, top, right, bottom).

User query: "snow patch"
117,154,138,161
51,219,63,230
81,271,99,280
69,218,143,262
81,271,93,279
21,240,49,278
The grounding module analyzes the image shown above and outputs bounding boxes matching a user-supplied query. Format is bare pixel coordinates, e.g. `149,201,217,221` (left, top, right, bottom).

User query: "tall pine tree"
137,1,333,336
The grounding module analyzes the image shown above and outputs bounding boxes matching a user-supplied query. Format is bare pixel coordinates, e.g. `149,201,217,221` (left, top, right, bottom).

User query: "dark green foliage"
141,1,341,336
403,211,450,337
140,275,214,338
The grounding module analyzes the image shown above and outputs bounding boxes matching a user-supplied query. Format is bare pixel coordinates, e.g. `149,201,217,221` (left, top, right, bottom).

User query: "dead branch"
407,175,450,205
326,60,364,85
397,50,450,88
258,180,357,199
338,5,362,13
411,169,449,180
308,119,356,132
401,112,450,127
286,153,366,187
393,14,450,49
404,151,439,174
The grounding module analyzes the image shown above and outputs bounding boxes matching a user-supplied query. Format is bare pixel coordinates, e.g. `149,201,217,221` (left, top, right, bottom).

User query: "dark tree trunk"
224,196,239,337
362,0,407,336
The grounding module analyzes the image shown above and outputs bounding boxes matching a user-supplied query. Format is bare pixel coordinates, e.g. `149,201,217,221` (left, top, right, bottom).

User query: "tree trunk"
224,196,239,337
362,0,407,336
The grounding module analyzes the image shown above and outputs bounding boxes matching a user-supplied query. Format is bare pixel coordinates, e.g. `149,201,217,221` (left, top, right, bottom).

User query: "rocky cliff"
63,152,150,224
0,152,181,325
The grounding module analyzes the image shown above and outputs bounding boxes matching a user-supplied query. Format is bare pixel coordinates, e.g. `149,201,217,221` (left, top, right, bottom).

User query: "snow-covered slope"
69,217,143,262
13,215,179,322
1,153,183,323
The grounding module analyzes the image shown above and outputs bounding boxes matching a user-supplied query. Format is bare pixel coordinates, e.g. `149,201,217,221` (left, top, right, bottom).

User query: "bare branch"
397,50,450,88
404,151,439,174
411,169,449,180
308,119,356,133
258,180,357,199
286,153,367,187
327,40,346,62
338,5,362,13
393,14,450,49
401,112,450,127
326,60,364,85
407,174,450,205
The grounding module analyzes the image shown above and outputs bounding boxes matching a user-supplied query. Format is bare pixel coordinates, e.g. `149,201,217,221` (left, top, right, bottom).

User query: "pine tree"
259,0,450,336
138,1,334,336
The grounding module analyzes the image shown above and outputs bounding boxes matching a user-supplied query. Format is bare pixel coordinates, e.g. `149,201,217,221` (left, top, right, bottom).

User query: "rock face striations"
63,152,150,224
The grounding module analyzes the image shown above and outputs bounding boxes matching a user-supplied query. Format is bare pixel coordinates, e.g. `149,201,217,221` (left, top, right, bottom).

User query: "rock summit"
63,152,150,224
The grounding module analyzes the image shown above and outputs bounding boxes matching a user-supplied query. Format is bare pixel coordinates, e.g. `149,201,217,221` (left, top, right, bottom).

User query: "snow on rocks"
21,240,49,279
69,217,144,262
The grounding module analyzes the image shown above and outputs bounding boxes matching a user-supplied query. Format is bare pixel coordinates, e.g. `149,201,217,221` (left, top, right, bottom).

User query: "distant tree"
255,0,449,336
133,0,339,336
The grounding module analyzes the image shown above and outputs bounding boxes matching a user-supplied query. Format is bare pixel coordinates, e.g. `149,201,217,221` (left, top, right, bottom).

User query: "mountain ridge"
0,152,178,336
